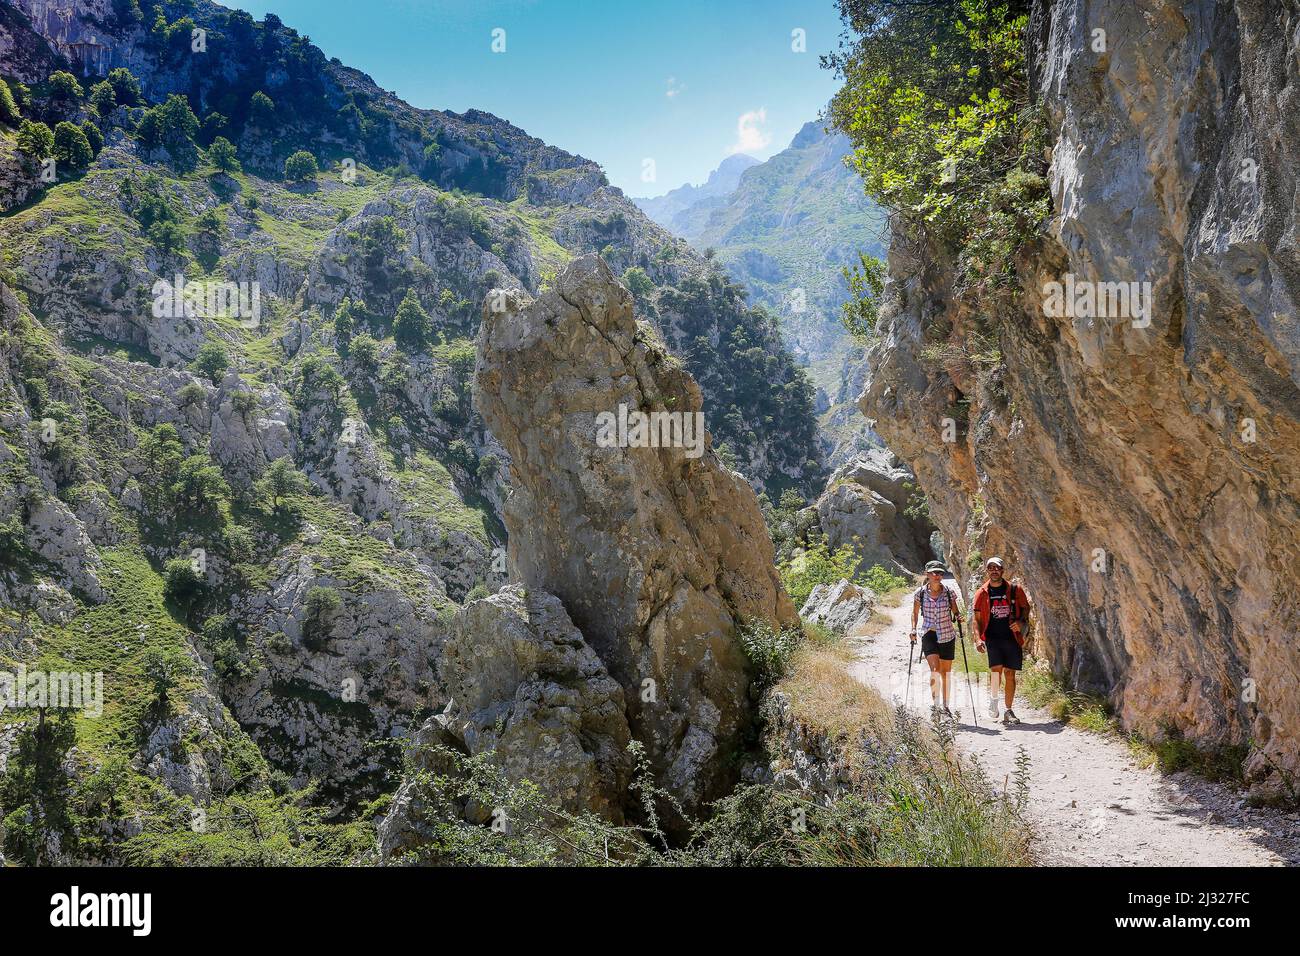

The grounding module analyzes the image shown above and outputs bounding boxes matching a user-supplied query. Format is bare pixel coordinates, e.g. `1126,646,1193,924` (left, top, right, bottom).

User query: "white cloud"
730,108,771,154
666,76,685,98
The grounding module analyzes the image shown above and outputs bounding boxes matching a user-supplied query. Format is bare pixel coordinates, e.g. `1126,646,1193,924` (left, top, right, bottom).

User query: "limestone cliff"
861,0,1299,800
474,255,797,815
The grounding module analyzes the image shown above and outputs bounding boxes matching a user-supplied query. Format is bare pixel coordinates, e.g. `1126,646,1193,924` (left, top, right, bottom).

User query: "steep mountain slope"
673,122,886,365
632,153,758,233
641,123,890,466
856,0,1300,803
0,0,821,862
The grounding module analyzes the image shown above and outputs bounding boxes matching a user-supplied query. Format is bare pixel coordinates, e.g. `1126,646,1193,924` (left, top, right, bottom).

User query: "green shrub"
162,556,206,608
621,266,654,301
284,150,319,182
738,620,804,691
222,523,256,563
107,67,143,107
88,80,117,118
191,342,231,384
0,711,80,866
347,334,379,381
137,93,200,169
826,0,1049,302
147,220,185,255
177,382,206,407
302,586,342,648
476,453,500,482
249,91,275,125
0,77,21,126
393,289,431,352
778,537,860,608
50,120,92,167
333,298,355,356
121,790,372,865
47,71,84,104
16,119,54,159
861,564,908,594
208,136,240,172
255,456,308,513
200,111,228,145
80,120,103,156
172,455,230,523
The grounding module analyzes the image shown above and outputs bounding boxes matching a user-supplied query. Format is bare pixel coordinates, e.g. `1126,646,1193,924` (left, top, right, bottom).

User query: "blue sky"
230,0,847,195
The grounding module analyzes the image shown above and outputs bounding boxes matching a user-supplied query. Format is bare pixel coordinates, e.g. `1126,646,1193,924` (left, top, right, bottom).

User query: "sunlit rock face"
861,0,1300,800
475,255,797,817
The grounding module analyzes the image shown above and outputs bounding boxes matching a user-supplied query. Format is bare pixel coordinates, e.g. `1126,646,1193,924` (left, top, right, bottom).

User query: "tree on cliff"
52,122,93,169
284,150,319,182
393,289,432,352
16,120,53,160
824,0,1048,299
0,78,20,126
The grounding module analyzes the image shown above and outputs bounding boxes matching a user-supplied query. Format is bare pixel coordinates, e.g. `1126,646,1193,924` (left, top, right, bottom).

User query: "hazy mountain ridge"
631,152,758,232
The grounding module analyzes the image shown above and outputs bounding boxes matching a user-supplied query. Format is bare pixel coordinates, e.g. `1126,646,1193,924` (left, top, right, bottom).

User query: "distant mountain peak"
711,153,761,181
790,120,830,150
632,153,761,228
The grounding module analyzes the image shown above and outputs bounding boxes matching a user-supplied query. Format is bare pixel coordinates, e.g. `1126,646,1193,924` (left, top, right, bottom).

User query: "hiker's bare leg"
926,654,941,704
939,659,953,706
989,666,1002,700
1004,669,1017,709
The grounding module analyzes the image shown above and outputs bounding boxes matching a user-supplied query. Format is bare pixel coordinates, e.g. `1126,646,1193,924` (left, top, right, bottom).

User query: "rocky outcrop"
436,586,631,819
861,0,1300,801
474,254,797,815
377,586,632,859
799,579,875,637
762,691,856,803
809,447,935,573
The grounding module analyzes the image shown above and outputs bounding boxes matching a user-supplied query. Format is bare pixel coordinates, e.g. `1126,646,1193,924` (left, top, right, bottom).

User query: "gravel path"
846,592,1299,866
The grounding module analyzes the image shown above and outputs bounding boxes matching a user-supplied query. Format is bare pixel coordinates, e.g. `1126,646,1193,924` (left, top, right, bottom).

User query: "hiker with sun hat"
910,559,961,719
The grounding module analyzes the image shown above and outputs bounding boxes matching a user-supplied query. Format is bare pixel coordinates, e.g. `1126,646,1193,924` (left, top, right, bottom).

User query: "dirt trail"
847,589,1299,866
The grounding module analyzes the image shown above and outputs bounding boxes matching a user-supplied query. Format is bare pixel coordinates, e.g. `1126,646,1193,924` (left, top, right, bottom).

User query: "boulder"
799,579,876,636
436,586,631,820
812,448,935,573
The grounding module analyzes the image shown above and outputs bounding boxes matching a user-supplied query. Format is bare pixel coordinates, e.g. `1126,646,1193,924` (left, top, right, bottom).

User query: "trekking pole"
905,630,914,707
957,616,978,727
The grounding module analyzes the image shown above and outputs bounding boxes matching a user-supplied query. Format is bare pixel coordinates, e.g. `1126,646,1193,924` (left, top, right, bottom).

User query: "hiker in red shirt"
973,557,1030,724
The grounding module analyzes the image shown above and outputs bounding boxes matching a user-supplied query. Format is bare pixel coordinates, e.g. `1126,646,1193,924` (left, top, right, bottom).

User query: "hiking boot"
987,697,1000,720
1003,709,1020,725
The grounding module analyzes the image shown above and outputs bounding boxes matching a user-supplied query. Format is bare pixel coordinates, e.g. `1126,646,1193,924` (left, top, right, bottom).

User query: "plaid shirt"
915,584,958,643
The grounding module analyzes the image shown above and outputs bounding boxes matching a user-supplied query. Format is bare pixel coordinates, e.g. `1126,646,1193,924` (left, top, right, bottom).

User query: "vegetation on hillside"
0,0,831,865
389,628,1033,866
825,0,1050,326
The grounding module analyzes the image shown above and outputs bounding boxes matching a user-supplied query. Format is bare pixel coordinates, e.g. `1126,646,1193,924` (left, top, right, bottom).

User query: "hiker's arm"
910,597,919,642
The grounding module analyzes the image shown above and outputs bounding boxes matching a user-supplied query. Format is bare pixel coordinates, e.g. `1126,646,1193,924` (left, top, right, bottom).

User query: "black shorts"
985,634,1023,670
921,631,956,661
